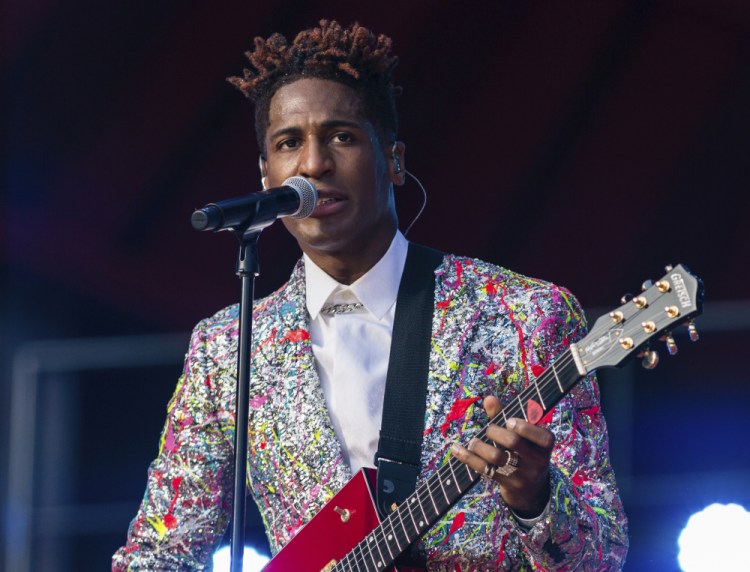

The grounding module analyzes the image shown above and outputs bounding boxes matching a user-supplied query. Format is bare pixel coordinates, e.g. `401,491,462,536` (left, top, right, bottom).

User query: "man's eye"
278,139,299,150
333,132,353,143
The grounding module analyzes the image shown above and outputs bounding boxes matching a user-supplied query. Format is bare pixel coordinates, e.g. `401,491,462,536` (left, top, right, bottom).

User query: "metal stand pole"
230,231,260,572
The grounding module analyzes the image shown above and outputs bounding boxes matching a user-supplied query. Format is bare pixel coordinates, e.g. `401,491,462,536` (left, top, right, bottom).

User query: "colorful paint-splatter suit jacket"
113,253,628,571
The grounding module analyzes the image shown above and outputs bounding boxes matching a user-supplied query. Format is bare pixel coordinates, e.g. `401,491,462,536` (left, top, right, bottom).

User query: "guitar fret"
453,461,480,493
447,458,463,495
391,506,406,553
367,531,381,572
532,379,546,409
364,533,377,572
515,394,528,420
428,472,449,516
413,487,428,527
436,467,451,504
405,493,420,535
424,475,440,516
380,518,397,561
370,529,386,570
551,359,564,393
402,510,415,541
466,460,477,488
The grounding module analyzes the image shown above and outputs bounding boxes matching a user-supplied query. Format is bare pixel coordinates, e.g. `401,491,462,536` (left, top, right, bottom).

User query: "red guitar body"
262,468,422,571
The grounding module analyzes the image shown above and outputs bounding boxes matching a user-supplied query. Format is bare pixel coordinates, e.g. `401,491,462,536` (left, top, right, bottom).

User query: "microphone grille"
284,176,318,219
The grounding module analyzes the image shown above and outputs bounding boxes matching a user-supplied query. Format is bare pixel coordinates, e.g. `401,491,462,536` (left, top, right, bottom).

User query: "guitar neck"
334,347,584,571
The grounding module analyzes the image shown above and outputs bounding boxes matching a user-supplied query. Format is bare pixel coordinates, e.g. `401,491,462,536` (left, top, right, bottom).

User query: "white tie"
316,287,390,473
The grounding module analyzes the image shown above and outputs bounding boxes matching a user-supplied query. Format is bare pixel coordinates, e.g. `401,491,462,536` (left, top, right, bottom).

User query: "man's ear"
389,141,406,186
258,155,269,189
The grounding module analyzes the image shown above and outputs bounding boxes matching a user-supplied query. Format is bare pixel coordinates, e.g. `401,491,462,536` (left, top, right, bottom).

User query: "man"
113,20,627,570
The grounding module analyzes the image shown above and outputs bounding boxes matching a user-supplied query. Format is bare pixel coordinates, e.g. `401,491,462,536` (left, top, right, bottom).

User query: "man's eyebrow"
269,119,367,140
268,126,301,140
320,119,366,131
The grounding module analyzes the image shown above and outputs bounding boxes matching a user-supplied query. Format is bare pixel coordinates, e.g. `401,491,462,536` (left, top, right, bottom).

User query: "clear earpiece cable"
403,169,428,236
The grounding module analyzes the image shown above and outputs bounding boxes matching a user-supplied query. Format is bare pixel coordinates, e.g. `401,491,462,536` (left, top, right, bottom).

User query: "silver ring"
481,462,497,481
495,450,519,477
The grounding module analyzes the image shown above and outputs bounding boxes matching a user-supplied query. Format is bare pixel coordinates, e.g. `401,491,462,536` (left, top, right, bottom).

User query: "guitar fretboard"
332,348,583,571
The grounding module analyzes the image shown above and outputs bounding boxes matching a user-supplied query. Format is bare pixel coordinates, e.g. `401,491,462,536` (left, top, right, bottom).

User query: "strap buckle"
374,456,421,519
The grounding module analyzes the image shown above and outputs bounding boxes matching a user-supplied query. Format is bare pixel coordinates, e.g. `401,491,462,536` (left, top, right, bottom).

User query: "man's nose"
298,139,333,179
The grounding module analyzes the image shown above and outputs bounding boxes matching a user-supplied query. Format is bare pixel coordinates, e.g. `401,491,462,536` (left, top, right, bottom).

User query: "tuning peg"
610,310,624,324
688,320,699,342
665,264,674,272
641,280,654,291
664,334,678,355
621,293,633,305
640,349,659,370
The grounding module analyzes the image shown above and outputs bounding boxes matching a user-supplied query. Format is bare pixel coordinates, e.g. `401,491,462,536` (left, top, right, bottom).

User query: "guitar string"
336,350,583,571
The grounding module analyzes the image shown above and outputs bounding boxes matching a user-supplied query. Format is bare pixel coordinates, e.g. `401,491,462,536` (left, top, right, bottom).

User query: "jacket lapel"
253,260,352,508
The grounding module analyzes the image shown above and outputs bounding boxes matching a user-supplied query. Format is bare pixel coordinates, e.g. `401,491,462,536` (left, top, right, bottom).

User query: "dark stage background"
3,1,749,571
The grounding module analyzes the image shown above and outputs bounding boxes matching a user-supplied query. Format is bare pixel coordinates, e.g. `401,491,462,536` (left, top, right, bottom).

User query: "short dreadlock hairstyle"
227,20,402,153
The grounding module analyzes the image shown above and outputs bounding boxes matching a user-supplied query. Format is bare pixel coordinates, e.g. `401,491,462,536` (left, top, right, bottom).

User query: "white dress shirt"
304,231,408,473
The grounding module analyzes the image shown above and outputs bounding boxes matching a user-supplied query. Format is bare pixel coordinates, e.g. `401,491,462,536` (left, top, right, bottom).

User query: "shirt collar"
305,231,408,320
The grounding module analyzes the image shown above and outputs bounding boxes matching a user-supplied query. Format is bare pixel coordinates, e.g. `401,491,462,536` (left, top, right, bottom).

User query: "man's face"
263,78,398,262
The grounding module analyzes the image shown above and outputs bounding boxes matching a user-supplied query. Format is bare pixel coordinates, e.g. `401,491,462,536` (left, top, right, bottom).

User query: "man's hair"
227,19,401,153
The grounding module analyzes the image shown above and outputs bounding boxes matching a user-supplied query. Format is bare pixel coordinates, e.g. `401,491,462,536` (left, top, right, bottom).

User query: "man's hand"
450,396,554,518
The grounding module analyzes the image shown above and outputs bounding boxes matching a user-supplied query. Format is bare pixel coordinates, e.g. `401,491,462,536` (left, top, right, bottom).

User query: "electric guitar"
263,264,704,572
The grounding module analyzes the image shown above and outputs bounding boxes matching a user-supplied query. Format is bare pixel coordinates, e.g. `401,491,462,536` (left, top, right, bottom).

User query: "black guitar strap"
375,242,444,521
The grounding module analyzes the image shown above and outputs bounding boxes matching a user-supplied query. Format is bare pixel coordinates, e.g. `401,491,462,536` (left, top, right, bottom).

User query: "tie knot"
320,286,364,315
320,301,365,315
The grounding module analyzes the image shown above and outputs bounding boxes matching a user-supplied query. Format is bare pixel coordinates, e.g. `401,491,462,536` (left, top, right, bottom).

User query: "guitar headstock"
577,264,704,372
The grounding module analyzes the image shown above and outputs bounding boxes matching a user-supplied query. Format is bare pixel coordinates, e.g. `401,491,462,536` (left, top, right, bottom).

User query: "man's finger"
482,395,503,418
505,418,555,450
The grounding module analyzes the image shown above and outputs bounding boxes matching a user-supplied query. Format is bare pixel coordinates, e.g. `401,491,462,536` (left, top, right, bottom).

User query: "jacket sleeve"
112,318,235,571
513,288,629,570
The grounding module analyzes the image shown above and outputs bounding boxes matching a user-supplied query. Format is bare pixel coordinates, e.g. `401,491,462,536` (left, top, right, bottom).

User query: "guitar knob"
641,350,659,370
641,280,654,291
688,321,699,342
621,293,633,304
665,334,678,355
333,506,351,522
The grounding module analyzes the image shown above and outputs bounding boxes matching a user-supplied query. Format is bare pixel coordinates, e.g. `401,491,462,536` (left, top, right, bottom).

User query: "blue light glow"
212,545,270,572
678,503,750,571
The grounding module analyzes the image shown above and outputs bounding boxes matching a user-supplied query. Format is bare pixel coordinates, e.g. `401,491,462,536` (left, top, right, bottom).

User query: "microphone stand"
230,228,260,572
191,176,316,572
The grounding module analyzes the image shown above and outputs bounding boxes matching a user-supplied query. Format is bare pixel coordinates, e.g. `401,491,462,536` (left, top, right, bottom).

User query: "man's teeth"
317,197,337,205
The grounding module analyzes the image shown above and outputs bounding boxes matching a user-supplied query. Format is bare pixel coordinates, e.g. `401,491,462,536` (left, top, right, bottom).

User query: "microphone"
191,176,318,233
